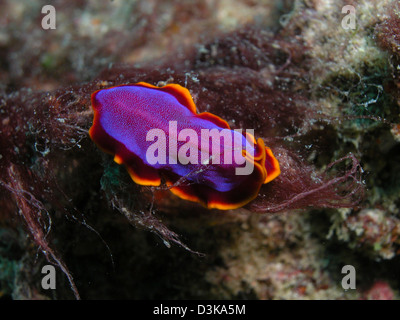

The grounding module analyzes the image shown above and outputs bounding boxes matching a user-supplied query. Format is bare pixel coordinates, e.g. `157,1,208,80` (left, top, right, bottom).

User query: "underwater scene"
0,0,399,300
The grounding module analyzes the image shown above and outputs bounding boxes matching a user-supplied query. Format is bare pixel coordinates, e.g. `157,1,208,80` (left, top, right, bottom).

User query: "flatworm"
89,82,280,210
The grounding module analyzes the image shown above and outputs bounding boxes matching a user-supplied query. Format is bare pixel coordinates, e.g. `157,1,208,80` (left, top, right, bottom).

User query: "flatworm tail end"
89,89,162,187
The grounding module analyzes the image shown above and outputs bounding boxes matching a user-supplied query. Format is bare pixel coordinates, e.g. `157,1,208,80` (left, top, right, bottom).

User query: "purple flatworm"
89,82,280,209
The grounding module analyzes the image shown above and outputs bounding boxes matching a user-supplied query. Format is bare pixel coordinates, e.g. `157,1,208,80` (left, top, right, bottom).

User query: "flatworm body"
89,82,280,210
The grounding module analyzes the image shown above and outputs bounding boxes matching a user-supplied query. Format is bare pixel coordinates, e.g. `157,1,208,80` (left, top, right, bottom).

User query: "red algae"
362,281,394,300
374,1,400,57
